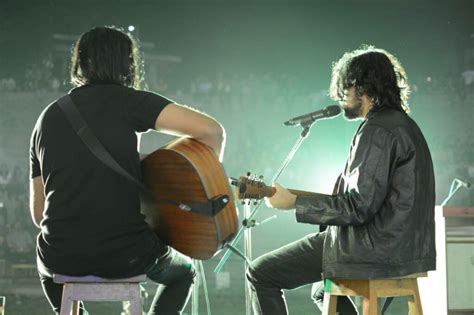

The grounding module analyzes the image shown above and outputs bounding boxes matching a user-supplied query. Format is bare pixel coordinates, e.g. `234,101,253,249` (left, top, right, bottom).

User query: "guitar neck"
265,187,318,198
233,175,320,200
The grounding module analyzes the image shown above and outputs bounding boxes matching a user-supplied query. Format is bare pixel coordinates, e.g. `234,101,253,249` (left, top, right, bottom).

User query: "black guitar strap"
56,94,147,191
56,94,229,216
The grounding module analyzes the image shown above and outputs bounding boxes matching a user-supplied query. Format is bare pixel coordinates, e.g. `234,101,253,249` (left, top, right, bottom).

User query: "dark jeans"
246,231,357,315
38,247,195,315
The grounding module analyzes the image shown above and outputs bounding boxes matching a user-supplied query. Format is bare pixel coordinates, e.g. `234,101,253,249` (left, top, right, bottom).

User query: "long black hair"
329,45,410,113
70,26,143,88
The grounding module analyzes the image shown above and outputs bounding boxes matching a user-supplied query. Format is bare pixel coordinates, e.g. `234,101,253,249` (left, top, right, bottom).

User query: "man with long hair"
247,45,436,314
30,26,226,314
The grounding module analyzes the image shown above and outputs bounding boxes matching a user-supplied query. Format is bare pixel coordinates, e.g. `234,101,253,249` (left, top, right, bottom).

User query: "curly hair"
329,45,410,113
70,26,143,89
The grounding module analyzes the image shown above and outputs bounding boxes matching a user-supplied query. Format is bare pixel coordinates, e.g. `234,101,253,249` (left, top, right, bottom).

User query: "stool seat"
53,274,147,283
323,273,426,315
53,273,147,315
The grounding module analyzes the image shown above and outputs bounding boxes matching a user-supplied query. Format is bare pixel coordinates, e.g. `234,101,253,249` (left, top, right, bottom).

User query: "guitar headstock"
230,172,275,202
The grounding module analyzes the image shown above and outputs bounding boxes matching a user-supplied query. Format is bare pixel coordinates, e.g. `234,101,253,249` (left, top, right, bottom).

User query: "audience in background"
0,163,12,185
0,165,34,265
0,67,472,275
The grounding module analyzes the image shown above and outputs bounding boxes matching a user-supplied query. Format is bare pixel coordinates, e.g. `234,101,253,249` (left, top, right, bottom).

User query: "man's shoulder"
356,109,411,147
364,108,427,154
365,108,411,132
32,99,61,131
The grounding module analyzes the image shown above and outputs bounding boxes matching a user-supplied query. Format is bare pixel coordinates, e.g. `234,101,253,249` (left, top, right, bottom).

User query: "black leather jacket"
295,108,436,279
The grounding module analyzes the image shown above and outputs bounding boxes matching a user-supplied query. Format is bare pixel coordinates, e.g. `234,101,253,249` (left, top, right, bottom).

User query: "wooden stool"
322,273,426,315
0,296,5,315
53,274,146,315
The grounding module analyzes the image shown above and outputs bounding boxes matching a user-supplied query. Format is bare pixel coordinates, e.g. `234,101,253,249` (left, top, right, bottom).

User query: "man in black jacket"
247,45,436,314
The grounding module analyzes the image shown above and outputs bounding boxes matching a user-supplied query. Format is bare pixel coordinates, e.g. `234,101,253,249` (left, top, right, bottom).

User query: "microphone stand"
214,120,316,315
441,178,469,207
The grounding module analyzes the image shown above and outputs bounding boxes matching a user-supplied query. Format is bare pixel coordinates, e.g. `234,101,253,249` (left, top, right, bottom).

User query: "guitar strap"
57,94,147,191
56,94,229,217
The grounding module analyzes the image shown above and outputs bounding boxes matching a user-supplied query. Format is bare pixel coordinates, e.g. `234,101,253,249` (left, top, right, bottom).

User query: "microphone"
455,178,471,188
284,105,341,126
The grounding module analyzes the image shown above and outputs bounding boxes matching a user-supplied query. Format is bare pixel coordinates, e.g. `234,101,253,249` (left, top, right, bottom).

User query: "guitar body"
141,138,238,260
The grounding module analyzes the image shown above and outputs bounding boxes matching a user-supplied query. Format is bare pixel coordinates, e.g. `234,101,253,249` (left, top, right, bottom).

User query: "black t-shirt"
30,84,171,277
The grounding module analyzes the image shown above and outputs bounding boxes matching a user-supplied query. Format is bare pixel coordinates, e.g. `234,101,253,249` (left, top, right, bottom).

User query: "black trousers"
247,231,357,315
38,246,195,315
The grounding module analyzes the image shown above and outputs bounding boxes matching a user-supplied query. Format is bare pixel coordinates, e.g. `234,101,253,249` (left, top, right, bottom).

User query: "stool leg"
72,301,80,315
407,280,423,315
128,286,143,315
59,284,74,315
322,292,337,315
362,294,380,315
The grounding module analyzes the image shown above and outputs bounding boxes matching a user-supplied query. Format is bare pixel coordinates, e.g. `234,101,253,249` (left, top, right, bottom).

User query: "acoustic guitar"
140,138,238,260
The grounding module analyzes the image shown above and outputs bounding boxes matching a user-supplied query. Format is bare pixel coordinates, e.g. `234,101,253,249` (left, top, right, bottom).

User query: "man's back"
30,26,227,314
30,84,170,277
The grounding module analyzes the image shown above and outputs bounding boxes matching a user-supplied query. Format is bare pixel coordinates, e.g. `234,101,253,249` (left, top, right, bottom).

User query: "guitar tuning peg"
247,171,251,177
253,201,258,205
259,175,264,180
241,200,246,205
